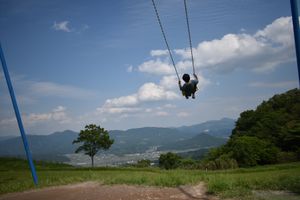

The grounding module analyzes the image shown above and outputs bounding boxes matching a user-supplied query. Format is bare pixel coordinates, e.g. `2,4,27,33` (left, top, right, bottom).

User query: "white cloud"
28,106,70,124
150,50,169,57
102,82,179,108
138,17,294,75
248,80,298,88
53,105,66,112
196,74,211,91
177,112,189,118
96,81,180,116
189,17,293,73
255,17,293,47
103,95,138,108
0,106,71,127
137,83,179,101
155,111,169,116
97,107,142,114
159,75,178,89
138,59,174,75
0,118,16,126
53,21,72,32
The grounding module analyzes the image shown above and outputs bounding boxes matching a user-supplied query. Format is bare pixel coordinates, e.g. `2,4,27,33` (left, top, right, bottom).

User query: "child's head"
182,74,190,83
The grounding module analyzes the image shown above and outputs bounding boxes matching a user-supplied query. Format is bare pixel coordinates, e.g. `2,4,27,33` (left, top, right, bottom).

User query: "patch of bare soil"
0,182,218,200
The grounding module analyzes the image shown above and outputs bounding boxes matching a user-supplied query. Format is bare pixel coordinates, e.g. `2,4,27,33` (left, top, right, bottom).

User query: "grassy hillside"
0,157,299,200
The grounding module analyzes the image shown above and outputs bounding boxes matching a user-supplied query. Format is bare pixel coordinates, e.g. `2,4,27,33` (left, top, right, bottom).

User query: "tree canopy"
205,88,300,168
73,124,114,167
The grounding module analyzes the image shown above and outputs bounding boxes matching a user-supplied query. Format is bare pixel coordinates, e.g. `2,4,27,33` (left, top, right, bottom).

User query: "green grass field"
0,157,299,200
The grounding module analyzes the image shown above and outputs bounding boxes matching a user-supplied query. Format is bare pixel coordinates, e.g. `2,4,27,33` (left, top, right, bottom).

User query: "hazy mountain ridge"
0,118,235,164
157,133,227,151
176,117,235,138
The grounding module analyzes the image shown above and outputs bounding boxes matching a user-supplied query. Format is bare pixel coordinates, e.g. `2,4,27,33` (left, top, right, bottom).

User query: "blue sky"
0,0,299,135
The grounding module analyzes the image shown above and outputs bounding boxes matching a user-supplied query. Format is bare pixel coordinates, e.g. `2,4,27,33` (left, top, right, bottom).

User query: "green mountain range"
0,118,234,162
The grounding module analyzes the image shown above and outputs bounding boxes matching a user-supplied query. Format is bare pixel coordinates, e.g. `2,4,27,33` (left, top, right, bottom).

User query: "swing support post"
0,43,38,185
290,0,300,87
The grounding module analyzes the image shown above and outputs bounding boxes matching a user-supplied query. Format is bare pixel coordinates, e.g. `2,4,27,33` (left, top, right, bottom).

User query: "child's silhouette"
178,74,198,99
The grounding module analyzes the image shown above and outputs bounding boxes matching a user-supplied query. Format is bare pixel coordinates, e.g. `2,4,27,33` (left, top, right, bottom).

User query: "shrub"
136,159,151,168
277,151,298,163
159,152,181,170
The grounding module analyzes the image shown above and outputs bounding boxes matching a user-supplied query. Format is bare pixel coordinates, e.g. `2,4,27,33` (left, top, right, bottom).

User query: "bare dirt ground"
0,182,218,200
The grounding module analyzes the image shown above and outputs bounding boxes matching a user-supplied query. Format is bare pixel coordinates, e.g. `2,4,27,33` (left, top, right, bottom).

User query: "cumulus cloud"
28,106,70,124
138,59,174,75
255,17,293,46
53,21,72,32
137,83,178,101
97,81,180,115
103,95,139,108
0,106,71,127
150,50,169,57
138,17,294,75
159,75,178,89
95,16,294,122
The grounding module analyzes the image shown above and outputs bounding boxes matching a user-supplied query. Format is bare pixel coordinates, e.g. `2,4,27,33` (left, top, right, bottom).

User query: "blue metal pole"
290,0,300,87
0,43,38,185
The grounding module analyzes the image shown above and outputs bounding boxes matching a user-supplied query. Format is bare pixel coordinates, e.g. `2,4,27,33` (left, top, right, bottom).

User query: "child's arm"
178,80,183,90
193,74,199,85
193,73,198,80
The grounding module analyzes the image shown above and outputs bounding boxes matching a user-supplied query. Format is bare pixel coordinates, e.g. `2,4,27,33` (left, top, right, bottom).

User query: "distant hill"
0,130,78,162
0,118,234,163
176,118,235,138
108,127,188,155
0,136,16,141
158,133,227,151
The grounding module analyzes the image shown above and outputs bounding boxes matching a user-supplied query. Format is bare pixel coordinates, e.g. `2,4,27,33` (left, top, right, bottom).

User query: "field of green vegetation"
0,157,299,200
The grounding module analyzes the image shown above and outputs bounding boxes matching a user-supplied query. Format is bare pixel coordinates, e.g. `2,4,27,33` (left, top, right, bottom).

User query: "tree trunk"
91,156,94,167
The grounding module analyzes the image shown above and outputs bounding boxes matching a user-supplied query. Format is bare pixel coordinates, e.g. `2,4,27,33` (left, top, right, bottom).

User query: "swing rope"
184,0,196,75
151,0,180,80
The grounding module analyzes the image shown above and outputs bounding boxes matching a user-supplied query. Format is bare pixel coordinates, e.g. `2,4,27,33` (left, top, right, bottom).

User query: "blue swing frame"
0,43,38,185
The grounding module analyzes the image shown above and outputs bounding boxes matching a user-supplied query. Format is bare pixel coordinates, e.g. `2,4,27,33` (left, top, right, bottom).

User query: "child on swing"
178,73,198,99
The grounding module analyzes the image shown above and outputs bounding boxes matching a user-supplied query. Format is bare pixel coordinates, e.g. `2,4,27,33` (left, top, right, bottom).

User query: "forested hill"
232,88,300,151
206,88,300,167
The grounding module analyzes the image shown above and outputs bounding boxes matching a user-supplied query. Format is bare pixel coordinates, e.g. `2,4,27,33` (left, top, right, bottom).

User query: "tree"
136,159,151,168
73,124,114,167
159,152,181,170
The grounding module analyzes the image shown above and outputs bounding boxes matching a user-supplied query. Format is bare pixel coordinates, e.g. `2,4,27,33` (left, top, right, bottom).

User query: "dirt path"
0,182,218,200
